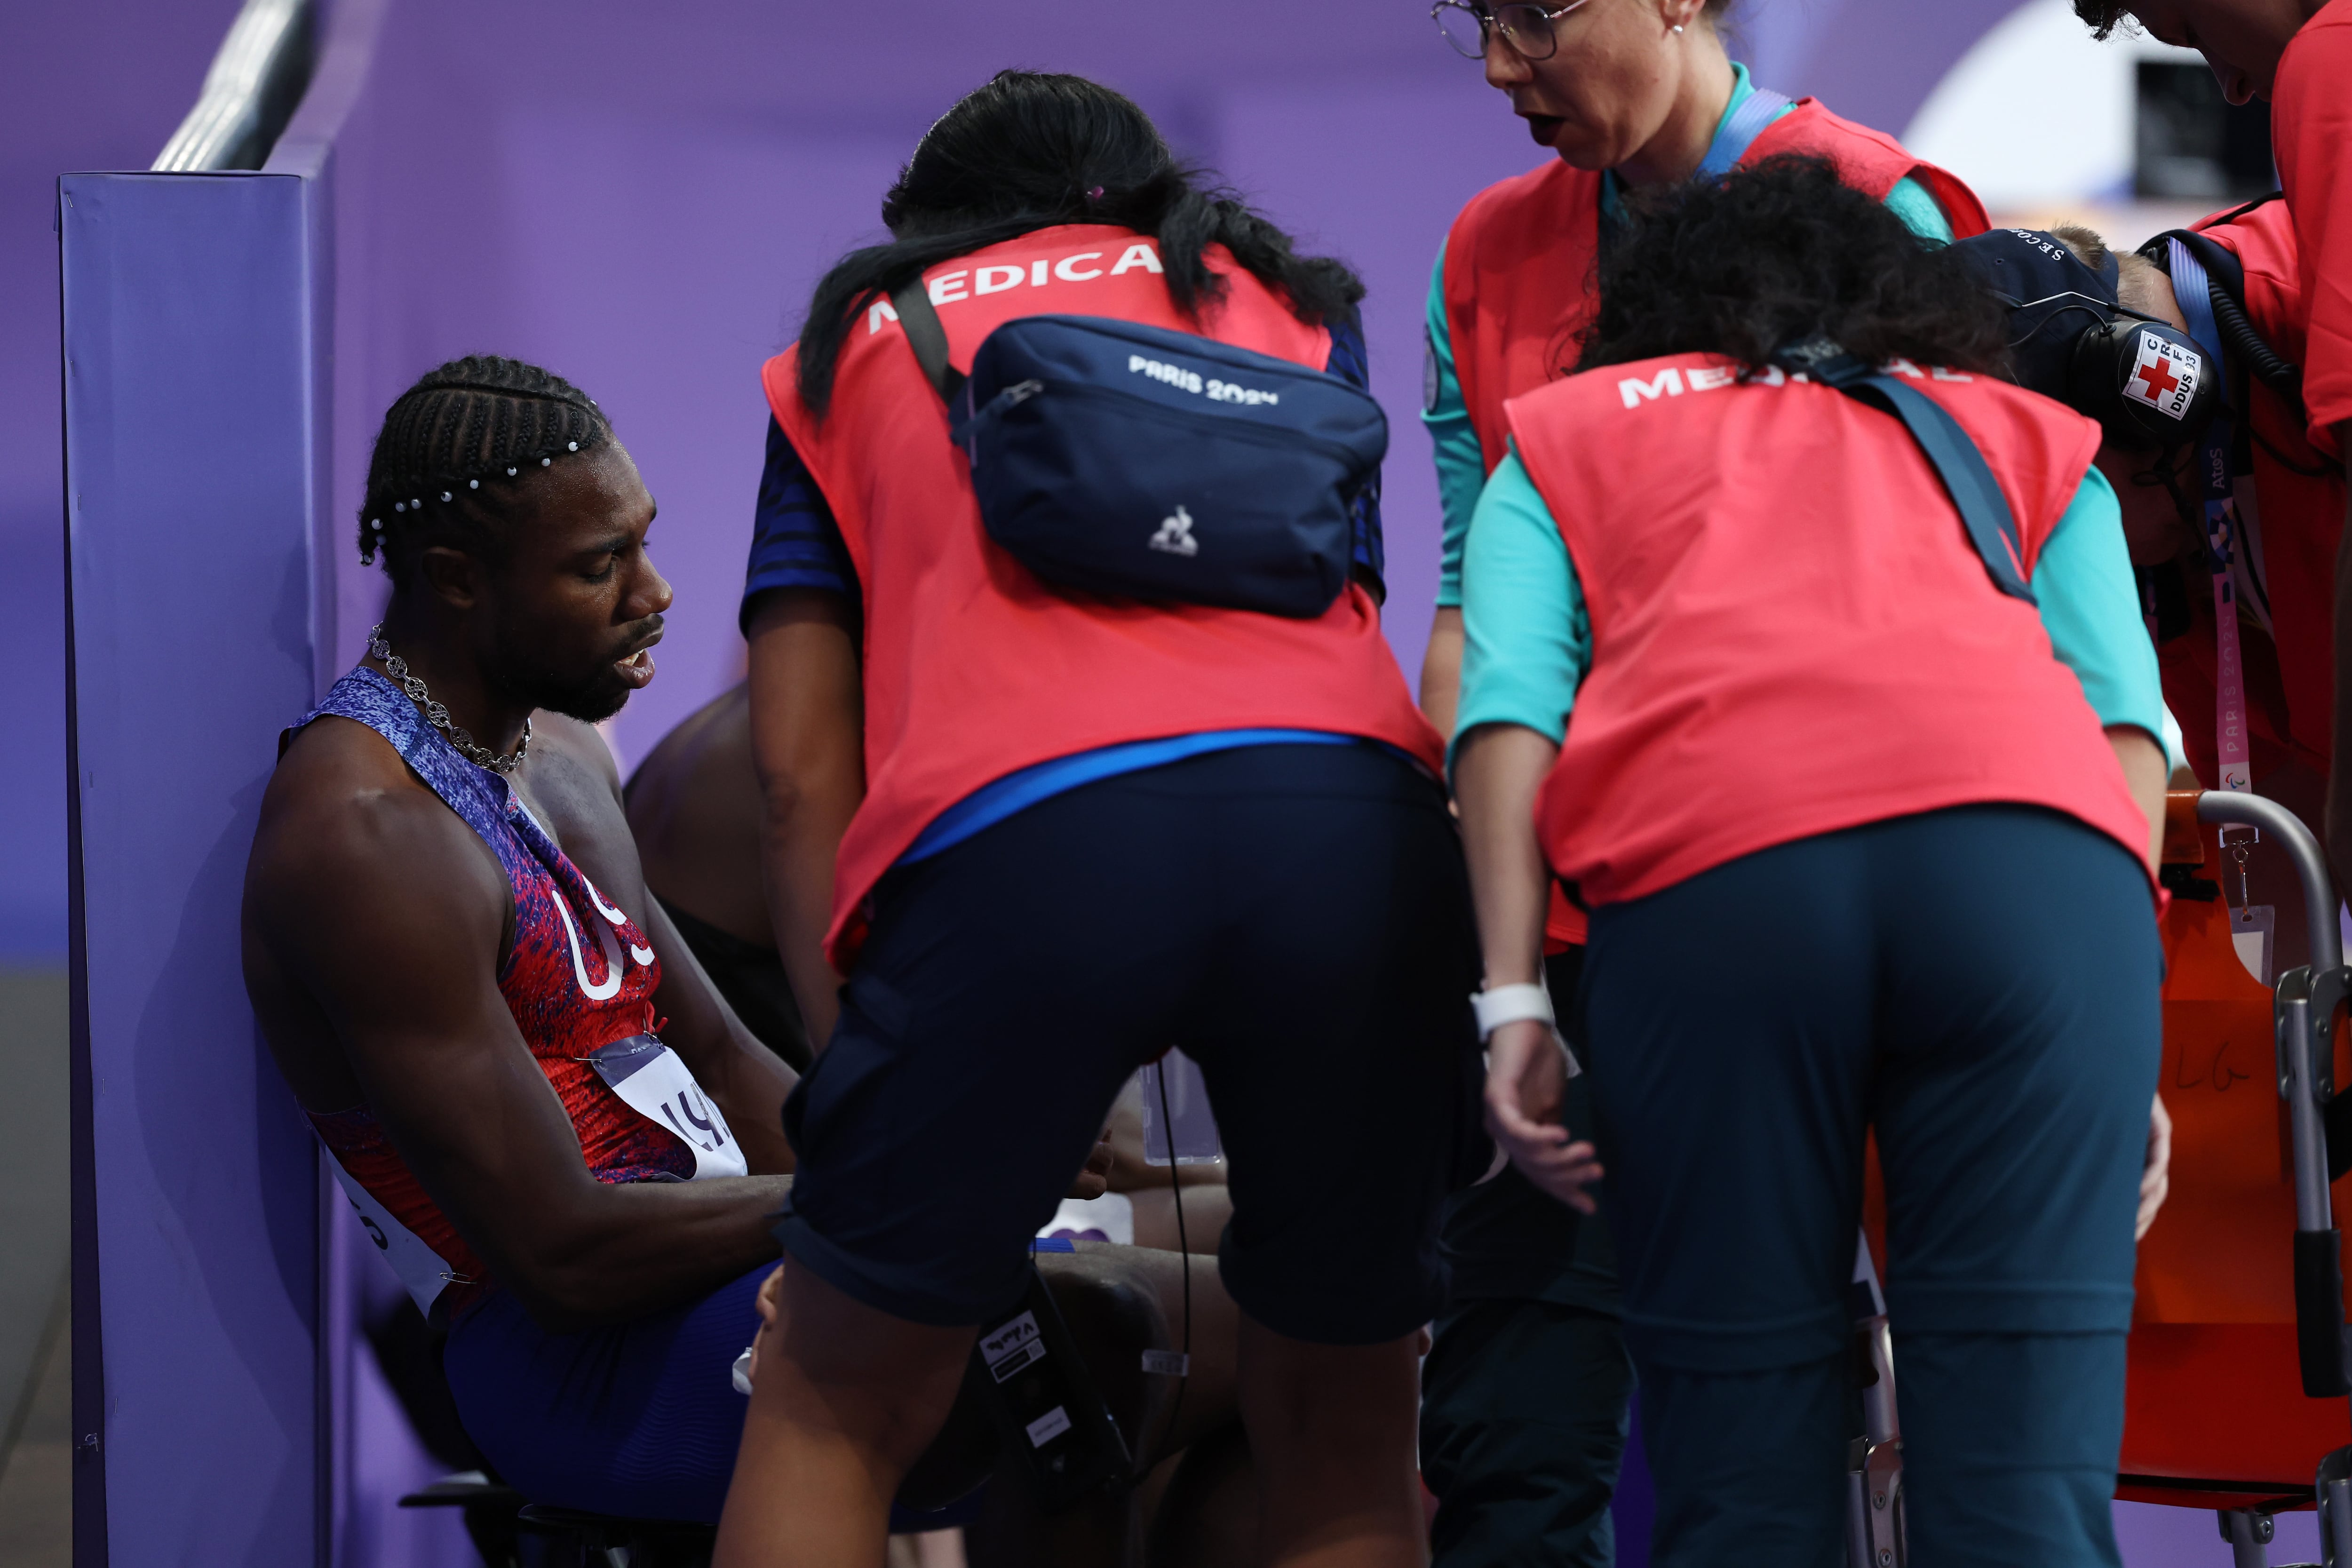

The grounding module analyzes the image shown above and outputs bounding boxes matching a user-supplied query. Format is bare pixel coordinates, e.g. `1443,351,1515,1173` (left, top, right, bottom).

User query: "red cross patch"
2122,330,2201,422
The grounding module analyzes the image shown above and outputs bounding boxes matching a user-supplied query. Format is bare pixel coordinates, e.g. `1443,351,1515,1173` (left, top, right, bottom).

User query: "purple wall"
0,3,240,962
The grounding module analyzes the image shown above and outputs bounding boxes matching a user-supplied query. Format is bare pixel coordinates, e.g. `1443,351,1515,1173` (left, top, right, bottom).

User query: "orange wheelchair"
2123,789,2352,1566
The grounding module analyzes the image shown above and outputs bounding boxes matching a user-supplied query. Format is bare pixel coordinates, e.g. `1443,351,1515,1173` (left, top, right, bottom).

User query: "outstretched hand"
1483,1019,1603,1213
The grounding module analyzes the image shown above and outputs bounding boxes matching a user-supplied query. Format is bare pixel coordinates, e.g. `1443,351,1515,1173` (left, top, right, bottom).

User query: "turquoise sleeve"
2031,465,2170,754
1448,458,2168,782
1422,241,1489,609
1883,175,1956,246
1449,449,1591,775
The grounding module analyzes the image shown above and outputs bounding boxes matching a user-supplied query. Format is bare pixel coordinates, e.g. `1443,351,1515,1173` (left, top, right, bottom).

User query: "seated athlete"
240,357,1234,1545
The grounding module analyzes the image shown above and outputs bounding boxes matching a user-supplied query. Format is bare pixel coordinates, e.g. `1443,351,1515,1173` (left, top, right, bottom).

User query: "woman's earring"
1672,22,1686,32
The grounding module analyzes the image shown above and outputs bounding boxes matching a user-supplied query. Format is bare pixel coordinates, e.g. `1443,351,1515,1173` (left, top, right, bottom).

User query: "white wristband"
1472,982,1583,1082
1471,982,1554,1042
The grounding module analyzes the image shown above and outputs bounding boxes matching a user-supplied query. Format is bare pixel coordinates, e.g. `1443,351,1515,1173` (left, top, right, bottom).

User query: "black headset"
2001,288,2223,451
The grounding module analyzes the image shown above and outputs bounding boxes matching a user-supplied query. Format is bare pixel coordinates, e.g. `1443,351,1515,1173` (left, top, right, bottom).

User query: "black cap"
1952,226,2221,450
1949,228,2125,399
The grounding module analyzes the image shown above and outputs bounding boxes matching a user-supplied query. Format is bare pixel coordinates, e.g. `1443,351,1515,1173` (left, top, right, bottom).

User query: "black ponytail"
795,71,1363,417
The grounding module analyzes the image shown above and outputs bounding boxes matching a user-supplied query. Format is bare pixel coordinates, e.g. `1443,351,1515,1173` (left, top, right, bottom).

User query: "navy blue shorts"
778,741,1487,1343
443,1267,985,1530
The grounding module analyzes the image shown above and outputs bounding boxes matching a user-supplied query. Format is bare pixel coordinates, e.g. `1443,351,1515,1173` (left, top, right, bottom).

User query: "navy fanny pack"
1773,339,2038,605
891,281,1387,618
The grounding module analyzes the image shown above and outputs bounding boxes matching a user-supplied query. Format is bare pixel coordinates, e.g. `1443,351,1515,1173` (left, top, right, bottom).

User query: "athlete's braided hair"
359,356,613,581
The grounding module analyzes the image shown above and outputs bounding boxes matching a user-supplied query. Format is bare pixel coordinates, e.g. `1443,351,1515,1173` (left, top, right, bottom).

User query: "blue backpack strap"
1775,342,2038,605
1698,87,1794,179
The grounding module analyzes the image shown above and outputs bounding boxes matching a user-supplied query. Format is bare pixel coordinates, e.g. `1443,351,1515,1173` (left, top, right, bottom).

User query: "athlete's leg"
1179,743,1488,1568
445,1262,777,1523
445,1260,998,1538
1867,806,2158,1568
1578,829,1881,1568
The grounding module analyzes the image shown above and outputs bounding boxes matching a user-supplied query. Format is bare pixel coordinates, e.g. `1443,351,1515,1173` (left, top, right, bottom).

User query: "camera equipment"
970,1264,1134,1512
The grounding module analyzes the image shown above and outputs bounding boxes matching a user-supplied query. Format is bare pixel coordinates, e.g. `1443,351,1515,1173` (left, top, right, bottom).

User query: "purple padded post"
62,169,326,1568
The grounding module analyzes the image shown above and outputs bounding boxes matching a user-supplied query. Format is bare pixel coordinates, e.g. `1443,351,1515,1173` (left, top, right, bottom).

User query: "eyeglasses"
1431,0,1596,62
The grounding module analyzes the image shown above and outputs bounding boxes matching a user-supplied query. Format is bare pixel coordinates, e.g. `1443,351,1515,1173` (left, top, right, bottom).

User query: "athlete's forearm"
1420,607,1465,739
1453,723,1561,988
506,1173,794,1332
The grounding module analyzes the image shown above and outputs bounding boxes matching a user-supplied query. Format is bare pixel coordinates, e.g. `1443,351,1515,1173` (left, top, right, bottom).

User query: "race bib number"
586,1034,748,1180
326,1158,457,1317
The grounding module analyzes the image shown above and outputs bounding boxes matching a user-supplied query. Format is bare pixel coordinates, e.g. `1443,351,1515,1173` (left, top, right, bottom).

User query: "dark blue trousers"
1579,806,2161,1568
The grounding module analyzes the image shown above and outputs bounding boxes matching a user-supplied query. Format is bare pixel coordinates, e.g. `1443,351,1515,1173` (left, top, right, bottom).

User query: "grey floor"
0,969,69,1568
0,1321,68,1568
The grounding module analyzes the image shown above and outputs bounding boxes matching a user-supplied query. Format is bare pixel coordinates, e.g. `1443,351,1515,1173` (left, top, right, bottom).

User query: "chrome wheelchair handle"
2193,791,2352,1397
2197,790,2343,973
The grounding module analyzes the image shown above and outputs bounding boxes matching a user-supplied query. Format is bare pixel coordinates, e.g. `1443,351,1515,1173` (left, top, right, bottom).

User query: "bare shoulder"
246,715,508,939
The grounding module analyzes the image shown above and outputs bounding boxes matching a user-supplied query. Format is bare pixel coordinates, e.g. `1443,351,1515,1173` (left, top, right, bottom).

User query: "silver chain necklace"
367,622,532,774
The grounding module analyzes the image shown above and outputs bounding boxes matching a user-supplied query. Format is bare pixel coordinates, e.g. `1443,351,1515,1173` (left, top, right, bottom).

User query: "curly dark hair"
359,356,612,583
1576,156,2010,378
795,70,1364,417
2071,0,2130,39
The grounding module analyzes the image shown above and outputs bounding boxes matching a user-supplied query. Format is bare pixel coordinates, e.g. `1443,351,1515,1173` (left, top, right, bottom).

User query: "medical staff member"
2070,0,2352,889
1459,159,2169,1567
2140,200,2344,804
1961,213,2345,973
716,72,1480,1568
1414,4,1988,1560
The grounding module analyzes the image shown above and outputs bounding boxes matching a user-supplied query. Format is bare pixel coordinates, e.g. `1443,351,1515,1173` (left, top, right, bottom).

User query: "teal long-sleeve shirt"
1424,62,1958,608
1449,453,2169,772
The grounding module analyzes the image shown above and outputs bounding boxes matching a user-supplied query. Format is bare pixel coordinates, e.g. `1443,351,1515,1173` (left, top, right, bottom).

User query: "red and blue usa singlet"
291,667,741,1321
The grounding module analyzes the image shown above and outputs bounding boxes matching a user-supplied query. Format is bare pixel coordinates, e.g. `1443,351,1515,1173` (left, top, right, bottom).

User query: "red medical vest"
765,224,1442,967
2159,199,2348,780
1442,101,1987,942
1442,101,1991,476
1506,353,2149,906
